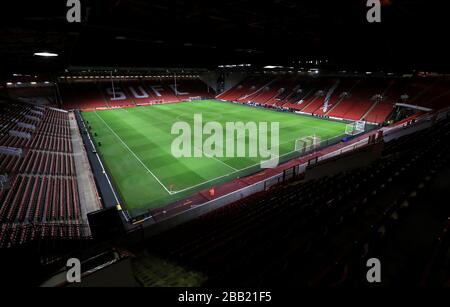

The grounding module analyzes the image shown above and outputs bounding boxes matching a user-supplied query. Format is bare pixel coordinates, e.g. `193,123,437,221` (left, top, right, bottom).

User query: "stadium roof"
0,0,449,74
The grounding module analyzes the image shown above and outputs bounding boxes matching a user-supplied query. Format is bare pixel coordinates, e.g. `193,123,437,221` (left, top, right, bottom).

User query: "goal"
188,96,203,101
294,135,321,155
345,121,366,135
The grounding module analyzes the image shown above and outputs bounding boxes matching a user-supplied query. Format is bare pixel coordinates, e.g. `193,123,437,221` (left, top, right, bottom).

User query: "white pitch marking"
94,111,173,195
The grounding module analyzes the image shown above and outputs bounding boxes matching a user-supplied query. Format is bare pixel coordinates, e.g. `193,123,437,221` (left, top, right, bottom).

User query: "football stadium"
1,0,450,293
82,100,348,216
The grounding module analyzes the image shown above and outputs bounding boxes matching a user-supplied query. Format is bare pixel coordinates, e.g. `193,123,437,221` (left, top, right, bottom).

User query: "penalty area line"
170,135,340,195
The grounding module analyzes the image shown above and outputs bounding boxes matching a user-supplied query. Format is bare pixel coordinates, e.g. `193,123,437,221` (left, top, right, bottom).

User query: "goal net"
294,135,321,155
188,96,202,101
345,121,366,136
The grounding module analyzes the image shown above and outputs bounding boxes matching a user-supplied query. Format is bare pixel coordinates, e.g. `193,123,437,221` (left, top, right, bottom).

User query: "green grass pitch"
82,100,347,217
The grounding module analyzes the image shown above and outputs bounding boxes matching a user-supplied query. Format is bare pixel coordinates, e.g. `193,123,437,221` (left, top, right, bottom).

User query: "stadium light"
34,52,59,57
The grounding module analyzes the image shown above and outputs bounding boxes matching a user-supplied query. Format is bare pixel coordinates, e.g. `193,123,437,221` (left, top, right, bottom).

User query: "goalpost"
294,135,321,155
188,96,202,102
345,121,366,136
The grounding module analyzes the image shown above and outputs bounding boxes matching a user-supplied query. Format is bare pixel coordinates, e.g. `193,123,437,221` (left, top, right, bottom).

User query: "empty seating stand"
59,78,214,110
13,150,76,176
218,77,271,102
143,120,450,287
59,82,109,110
0,174,81,223
27,135,72,153
218,76,450,124
0,100,86,249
